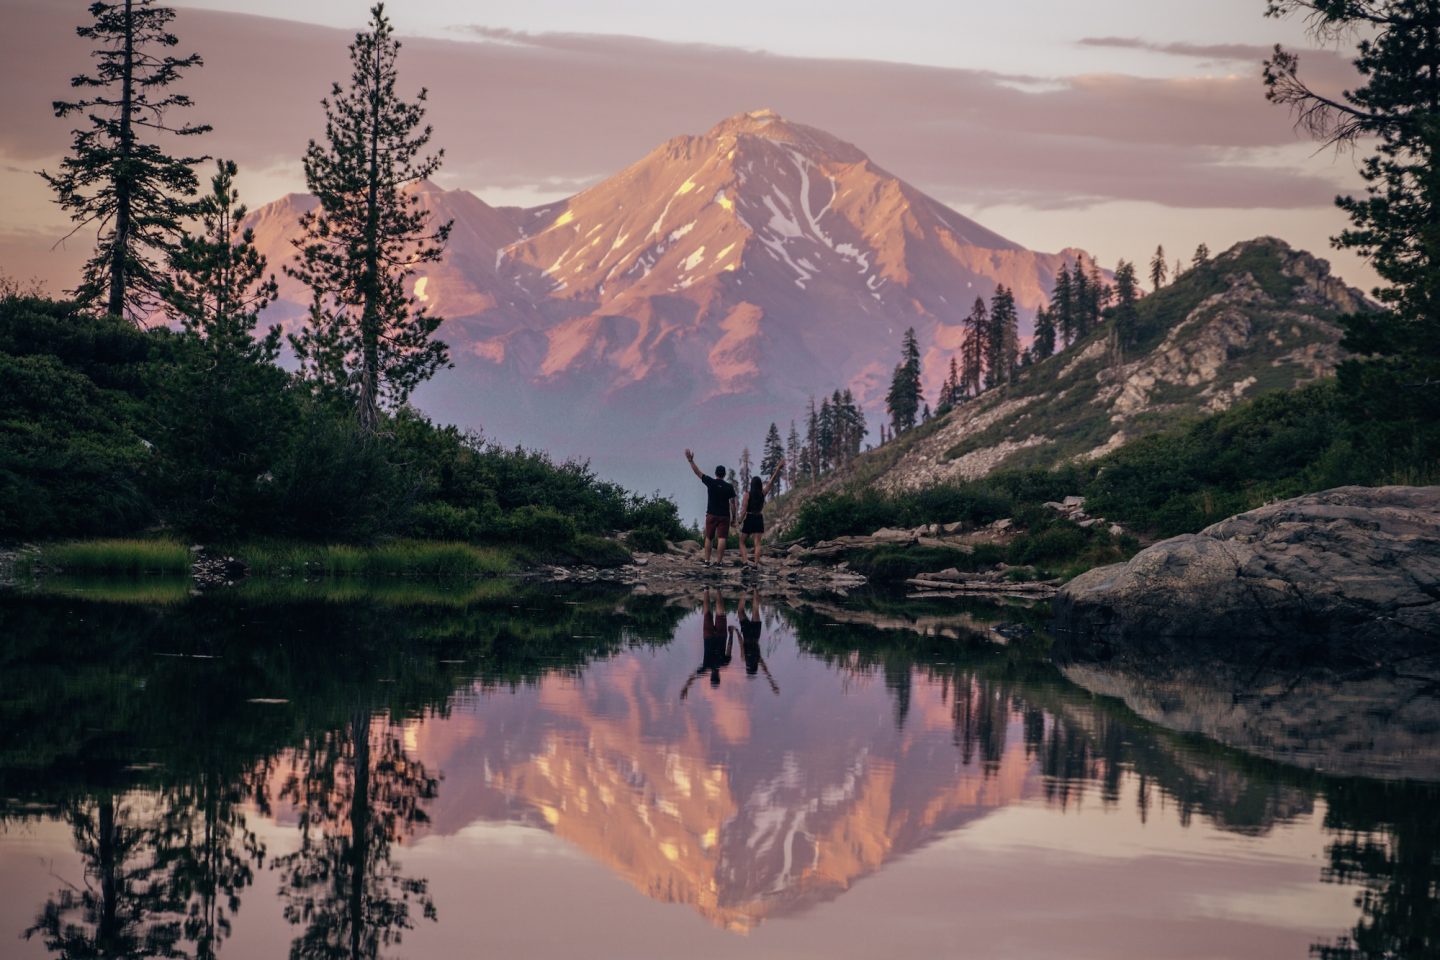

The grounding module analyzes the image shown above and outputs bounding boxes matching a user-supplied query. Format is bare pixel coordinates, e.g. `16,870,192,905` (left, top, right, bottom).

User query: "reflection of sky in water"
0,603,1410,958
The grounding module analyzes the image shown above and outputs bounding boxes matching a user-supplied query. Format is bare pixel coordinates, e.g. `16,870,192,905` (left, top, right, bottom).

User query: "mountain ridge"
768,236,1370,533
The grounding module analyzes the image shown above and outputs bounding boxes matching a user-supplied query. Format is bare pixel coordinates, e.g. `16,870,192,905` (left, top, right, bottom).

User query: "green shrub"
625,526,669,553
501,505,578,544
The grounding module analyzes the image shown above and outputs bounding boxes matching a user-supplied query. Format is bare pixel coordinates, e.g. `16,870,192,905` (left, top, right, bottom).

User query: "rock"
942,521,967,534
1108,523,1125,537
1054,486,1440,658
869,527,915,542
787,544,806,556
676,540,701,554
1062,495,1086,509
989,518,1013,532
1077,518,1101,529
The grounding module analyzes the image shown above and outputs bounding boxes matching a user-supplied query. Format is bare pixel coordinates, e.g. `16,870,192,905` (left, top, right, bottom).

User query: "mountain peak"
704,110,868,165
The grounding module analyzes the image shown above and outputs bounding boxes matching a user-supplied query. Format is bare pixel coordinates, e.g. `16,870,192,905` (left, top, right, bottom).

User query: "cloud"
1078,36,1274,61
0,0,1357,247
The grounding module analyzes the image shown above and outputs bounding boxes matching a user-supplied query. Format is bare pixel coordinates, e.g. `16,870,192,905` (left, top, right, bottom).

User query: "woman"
738,457,784,569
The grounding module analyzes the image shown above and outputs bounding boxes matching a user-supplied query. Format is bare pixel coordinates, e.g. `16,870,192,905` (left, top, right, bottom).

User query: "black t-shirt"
701,475,736,517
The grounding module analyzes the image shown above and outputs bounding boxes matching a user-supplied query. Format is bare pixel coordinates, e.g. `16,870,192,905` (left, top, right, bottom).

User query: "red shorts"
704,513,731,540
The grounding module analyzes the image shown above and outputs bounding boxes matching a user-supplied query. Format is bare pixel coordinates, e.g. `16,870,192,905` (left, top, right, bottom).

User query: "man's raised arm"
684,448,704,479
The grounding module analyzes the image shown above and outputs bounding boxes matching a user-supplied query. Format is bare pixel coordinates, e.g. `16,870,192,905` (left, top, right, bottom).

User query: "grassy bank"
27,538,192,575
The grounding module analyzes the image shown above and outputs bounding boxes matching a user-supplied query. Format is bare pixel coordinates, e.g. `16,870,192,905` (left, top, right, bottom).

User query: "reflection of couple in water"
680,587,779,698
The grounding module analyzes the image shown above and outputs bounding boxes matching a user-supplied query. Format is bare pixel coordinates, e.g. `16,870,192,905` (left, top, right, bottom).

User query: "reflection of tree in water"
275,712,438,960
26,773,267,960
26,795,186,959
1311,780,1440,960
162,769,267,960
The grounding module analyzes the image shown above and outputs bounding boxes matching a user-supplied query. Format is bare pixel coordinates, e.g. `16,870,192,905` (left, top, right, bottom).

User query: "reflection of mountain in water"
410,611,1036,929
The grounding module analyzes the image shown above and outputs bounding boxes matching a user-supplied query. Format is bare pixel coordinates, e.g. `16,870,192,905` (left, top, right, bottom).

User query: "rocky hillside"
771,237,1369,529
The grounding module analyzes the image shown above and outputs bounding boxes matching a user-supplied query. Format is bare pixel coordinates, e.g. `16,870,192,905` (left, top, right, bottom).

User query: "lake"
0,579,1434,959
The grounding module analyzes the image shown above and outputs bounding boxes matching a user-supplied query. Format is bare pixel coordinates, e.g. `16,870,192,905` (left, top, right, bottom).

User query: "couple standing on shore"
684,448,785,567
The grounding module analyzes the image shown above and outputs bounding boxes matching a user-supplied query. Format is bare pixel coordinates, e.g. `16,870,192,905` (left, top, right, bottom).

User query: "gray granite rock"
1054,485,1440,660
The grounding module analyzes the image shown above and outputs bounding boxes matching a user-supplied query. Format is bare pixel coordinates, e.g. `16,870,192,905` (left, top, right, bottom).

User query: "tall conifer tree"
1149,245,1168,291
1053,266,1076,347
761,423,784,494
44,0,210,323
961,297,987,396
1032,306,1056,360
1111,259,1140,350
885,327,923,433
1265,0,1440,436
163,159,279,360
288,4,452,434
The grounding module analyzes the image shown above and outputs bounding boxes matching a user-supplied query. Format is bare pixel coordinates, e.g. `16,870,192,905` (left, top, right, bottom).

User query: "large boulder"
1054,485,1440,660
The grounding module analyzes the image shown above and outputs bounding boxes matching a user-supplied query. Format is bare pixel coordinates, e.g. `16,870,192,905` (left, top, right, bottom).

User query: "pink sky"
0,0,1378,294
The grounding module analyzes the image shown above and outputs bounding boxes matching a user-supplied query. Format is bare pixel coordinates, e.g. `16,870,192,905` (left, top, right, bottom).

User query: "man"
685,448,736,566
681,587,733,698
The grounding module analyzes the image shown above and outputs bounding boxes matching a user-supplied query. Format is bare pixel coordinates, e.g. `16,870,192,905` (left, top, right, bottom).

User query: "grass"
34,538,191,575
238,540,517,579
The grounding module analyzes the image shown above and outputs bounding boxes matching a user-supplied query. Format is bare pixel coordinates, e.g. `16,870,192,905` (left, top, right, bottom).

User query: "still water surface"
0,582,1434,959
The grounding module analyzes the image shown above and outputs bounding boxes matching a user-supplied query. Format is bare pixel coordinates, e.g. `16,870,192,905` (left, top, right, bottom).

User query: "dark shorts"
704,513,731,540
741,512,764,535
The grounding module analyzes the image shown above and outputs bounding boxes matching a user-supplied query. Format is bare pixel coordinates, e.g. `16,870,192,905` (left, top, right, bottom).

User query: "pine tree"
885,327,923,433
157,158,290,536
288,3,452,434
1174,258,1184,282
1053,265,1076,348
804,397,820,480
939,356,961,410
1149,245,1168,291
985,285,1019,389
760,422,784,494
738,446,752,491
817,396,835,472
1073,266,1094,341
163,159,279,360
841,388,866,457
961,297,987,396
785,421,801,488
1111,259,1140,351
43,0,210,323
1032,306,1057,360
1192,242,1210,267
1265,0,1440,433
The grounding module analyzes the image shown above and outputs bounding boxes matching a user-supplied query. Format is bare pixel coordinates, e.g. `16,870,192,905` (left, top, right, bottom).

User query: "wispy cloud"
1,3,1357,231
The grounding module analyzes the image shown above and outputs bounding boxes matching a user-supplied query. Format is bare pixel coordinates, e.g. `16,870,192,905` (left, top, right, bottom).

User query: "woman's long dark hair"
748,475,765,509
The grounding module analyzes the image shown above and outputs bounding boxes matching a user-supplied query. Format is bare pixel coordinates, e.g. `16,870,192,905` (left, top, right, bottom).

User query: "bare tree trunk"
108,0,135,320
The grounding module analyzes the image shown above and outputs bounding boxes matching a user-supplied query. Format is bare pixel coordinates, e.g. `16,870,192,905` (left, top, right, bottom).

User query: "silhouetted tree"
985,285,1018,389
1192,242,1210,267
43,0,210,323
1265,0,1440,437
1111,259,1140,354
785,421,801,488
961,297,987,395
1149,245,1168,290
288,3,452,434
760,423,784,494
885,327,923,433
1032,305,1056,361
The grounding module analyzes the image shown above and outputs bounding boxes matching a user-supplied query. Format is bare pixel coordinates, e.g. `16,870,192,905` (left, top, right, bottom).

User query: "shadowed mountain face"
246,111,1091,499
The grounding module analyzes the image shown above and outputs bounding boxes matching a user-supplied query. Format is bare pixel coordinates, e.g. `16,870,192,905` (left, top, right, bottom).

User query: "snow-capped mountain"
247,111,1096,500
